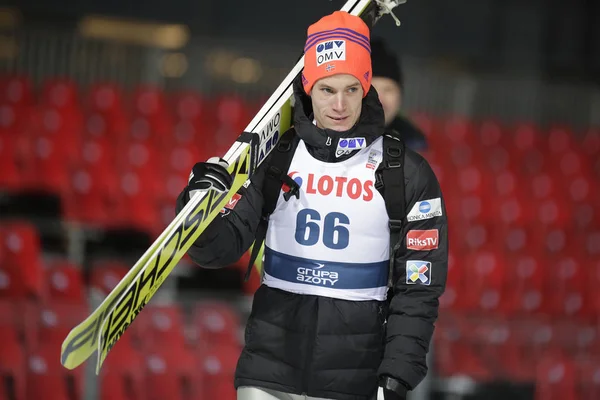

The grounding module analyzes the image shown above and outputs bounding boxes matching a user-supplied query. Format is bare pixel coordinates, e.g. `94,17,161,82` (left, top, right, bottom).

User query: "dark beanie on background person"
371,37,404,89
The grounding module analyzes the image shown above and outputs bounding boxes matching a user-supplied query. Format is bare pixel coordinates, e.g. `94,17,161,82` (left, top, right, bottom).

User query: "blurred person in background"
177,10,447,400
370,38,428,152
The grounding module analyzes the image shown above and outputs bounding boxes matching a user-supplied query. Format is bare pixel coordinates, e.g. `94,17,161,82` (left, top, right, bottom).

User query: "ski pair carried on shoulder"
60,0,410,375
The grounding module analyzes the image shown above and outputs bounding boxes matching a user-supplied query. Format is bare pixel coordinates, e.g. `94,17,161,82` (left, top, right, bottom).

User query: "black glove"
187,157,232,201
377,376,408,400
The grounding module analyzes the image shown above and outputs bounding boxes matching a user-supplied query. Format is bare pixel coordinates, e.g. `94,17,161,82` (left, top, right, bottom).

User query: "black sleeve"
175,165,266,268
378,154,448,389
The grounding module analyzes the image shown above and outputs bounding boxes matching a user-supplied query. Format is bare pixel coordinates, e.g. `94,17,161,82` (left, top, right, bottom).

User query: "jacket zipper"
302,298,319,395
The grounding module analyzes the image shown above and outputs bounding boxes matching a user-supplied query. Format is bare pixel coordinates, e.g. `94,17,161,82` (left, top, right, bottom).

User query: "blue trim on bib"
264,247,389,290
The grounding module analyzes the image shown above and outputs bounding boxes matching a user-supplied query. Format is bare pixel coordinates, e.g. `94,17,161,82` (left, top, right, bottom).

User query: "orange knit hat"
302,11,372,97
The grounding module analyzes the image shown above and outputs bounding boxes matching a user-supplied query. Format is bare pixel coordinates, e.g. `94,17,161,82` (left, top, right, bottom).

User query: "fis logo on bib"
407,198,443,222
336,137,366,158
366,150,380,170
407,229,439,250
406,261,431,285
316,40,346,67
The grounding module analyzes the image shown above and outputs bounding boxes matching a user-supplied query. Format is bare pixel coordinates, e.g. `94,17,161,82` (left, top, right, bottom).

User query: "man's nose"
332,93,345,111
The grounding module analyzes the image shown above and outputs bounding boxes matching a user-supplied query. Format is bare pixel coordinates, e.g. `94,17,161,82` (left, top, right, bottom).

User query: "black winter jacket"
176,76,448,400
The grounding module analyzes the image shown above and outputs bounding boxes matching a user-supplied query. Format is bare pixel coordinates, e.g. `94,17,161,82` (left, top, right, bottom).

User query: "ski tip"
59,325,96,370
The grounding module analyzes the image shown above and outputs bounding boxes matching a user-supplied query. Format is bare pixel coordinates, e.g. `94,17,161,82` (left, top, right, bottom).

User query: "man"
370,38,428,152
177,11,447,400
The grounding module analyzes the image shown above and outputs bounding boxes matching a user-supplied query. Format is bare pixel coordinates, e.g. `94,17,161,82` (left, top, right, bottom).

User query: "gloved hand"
375,376,408,400
187,157,233,200
376,387,406,400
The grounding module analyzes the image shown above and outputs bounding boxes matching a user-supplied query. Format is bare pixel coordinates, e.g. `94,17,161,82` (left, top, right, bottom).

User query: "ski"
60,0,409,374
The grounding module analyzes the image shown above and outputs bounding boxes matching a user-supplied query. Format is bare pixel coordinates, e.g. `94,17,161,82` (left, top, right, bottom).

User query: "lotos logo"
407,229,439,251
288,172,373,201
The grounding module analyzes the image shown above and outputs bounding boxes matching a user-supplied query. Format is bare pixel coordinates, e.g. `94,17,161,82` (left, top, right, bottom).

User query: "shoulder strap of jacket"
377,131,407,287
244,129,300,281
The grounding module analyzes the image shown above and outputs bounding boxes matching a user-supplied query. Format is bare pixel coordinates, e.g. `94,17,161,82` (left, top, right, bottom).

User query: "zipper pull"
325,137,332,146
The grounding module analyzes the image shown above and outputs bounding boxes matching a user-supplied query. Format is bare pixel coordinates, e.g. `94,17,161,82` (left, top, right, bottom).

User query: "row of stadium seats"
2,218,599,318
0,296,242,400
1,336,240,400
1,73,599,398
1,113,598,236
434,315,600,399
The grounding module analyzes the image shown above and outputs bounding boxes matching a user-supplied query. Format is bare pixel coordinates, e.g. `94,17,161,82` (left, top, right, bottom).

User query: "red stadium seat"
87,82,125,115
144,346,202,400
504,122,542,153
99,338,146,400
200,344,241,400
212,94,251,133
84,111,130,144
0,133,22,190
545,256,589,319
80,136,116,169
535,355,578,400
26,342,84,400
433,316,491,380
552,150,592,182
27,302,89,350
483,144,512,173
455,165,488,197
504,255,546,316
170,91,210,124
0,103,30,136
477,119,504,148
462,250,506,314
44,260,84,302
134,305,186,351
546,125,577,155
586,258,600,315
581,128,599,159
0,75,33,107
89,260,129,295
0,222,43,299
39,78,79,110
565,174,598,205
576,358,600,400
112,170,161,233
131,85,172,146
191,302,241,348
26,134,73,195
64,162,120,226
0,317,26,400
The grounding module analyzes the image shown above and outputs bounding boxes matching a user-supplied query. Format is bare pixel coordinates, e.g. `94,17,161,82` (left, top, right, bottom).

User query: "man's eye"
348,87,358,93
321,88,333,94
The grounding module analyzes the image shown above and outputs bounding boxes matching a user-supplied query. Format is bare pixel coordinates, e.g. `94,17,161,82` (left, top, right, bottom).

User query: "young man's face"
371,76,402,126
310,74,364,132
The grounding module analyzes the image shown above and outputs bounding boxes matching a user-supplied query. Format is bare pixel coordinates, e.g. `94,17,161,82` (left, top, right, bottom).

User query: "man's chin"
327,125,350,132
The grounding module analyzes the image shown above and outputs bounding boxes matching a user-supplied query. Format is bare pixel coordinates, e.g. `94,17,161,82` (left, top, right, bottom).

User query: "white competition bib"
263,137,390,301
